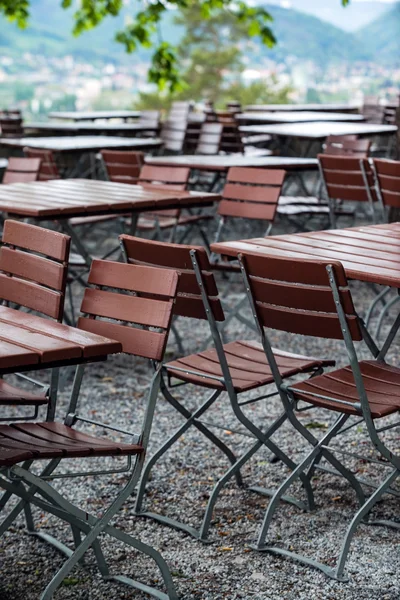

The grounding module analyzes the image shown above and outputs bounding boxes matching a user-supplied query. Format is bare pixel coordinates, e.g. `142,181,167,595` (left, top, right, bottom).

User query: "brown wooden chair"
238,251,400,581
324,135,370,158
0,220,70,420
0,258,180,600
168,101,192,121
0,117,23,138
120,235,334,541
23,147,61,181
100,149,144,184
195,122,223,155
319,154,378,227
161,119,188,153
137,164,212,244
373,158,400,215
2,157,41,184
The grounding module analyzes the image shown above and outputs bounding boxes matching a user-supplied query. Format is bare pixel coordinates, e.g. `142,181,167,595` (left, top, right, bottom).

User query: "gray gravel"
0,213,399,600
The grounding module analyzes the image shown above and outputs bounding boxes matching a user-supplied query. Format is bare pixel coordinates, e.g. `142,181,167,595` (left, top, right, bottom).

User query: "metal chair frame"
0,259,180,600
238,252,400,581
131,243,335,542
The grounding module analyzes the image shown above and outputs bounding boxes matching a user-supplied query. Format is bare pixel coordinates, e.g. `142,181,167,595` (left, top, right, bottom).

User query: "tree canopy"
0,0,351,91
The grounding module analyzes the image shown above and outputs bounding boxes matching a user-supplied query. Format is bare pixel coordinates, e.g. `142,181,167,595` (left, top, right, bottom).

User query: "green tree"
0,0,351,91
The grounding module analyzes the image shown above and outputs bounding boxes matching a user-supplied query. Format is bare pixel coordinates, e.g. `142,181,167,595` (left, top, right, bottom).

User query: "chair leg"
334,467,399,581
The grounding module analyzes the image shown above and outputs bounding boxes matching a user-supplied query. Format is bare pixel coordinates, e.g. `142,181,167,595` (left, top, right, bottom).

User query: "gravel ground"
0,211,399,600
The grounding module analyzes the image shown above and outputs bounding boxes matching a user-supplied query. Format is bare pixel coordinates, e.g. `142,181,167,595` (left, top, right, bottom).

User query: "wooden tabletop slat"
211,223,400,287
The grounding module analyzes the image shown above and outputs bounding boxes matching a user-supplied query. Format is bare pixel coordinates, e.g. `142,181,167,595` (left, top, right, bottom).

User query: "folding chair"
238,251,400,581
0,259,180,600
120,235,334,541
0,220,70,421
0,116,23,138
161,119,188,154
138,164,212,245
195,122,223,155
100,149,144,183
319,154,378,228
324,136,370,158
2,157,41,184
23,147,61,181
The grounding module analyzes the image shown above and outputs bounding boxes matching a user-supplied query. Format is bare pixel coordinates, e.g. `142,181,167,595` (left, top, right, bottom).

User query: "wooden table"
237,111,365,124
239,122,397,158
146,155,318,172
23,122,160,137
211,223,400,287
48,111,141,122
0,305,121,375
0,179,219,264
0,136,161,153
245,103,361,113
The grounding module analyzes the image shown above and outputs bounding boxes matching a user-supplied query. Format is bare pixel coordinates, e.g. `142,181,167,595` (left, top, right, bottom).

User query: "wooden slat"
0,273,62,320
0,247,65,290
218,199,276,220
222,183,281,203
78,317,167,361
121,235,212,271
88,259,178,298
0,321,81,361
227,167,285,185
81,288,173,328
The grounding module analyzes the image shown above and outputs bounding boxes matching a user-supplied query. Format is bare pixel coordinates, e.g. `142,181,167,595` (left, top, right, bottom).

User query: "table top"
240,122,397,140
146,155,318,172
48,110,141,121
245,103,362,113
0,136,162,152
211,223,400,288
24,122,160,134
0,306,121,374
237,111,365,124
0,179,219,219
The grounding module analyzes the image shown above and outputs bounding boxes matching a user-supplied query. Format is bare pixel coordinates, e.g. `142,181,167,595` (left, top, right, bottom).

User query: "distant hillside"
357,2,400,64
0,0,398,67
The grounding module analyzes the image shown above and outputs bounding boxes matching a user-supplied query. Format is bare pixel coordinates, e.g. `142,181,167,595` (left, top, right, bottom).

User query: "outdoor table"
236,111,365,124
48,110,141,122
23,122,160,137
146,154,319,196
239,122,397,157
211,223,400,287
245,103,362,113
0,136,162,178
0,179,219,265
0,305,121,375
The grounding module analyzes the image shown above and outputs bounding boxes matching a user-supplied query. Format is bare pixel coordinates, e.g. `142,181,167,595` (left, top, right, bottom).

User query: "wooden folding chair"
0,259,180,600
120,235,334,541
195,122,223,155
161,119,188,154
100,149,144,183
239,251,400,581
324,135,370,158
23,147,61,181
0,117,23,138
2,157,41,184
0,220,70,421
138,164,212,245
319,154,379,228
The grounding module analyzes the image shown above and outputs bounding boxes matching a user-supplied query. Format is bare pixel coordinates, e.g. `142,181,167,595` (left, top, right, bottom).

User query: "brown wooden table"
211,223,400,287
245,103,361,113
0,179,219,264
48,110,141,122
237,111,365,124
0,306,121,375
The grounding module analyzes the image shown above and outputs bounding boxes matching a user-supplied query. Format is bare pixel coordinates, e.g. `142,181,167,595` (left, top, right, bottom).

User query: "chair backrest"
161,119,188,153
78,259,178,361
324,136,370,158
218,167,285,222
220,123,244,153
239,253,362,341
318,154,376,204
382,105,397,125
168,101,191,121
0,109,21,118
24,147,60,181
362,98,383,124
139,110,160,127
2,157,41,184
226,101,242,113
0,220,70,321
100,150,144,184
196,123,223,155
0,117,23,138
372,159,400,208
120,236,225,322
138,165,190,191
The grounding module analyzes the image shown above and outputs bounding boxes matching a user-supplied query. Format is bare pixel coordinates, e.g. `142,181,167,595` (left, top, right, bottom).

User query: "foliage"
0,0,351,91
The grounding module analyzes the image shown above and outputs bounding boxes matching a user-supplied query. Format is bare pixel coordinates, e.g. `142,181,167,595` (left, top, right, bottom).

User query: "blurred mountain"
356,2,400,63
265,0,392,31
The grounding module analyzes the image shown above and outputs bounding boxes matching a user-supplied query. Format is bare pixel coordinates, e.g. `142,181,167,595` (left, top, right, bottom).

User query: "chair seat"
165,340,334,393
288,360,400,418
137,213,212,231
0,380,48,406
0,422,144,468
